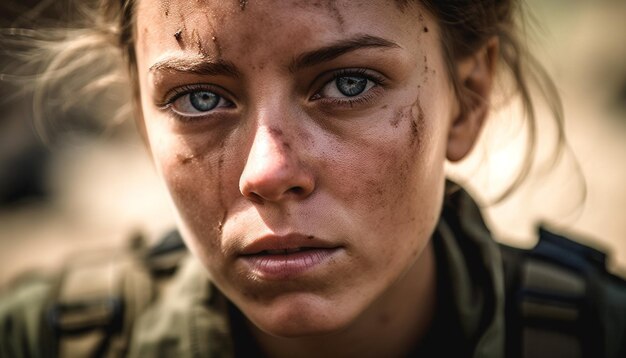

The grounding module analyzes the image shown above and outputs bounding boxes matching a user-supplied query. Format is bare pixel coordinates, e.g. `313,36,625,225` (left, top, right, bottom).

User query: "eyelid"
154,83,234,109
311,68,387,101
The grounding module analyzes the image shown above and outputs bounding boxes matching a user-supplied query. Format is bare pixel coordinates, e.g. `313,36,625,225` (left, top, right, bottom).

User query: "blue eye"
315,70,378,102
336,76,368,96
169,88,231,117
189,91,219,111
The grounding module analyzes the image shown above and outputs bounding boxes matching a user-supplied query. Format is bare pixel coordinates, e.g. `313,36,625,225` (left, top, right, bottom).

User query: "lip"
239,234,342,279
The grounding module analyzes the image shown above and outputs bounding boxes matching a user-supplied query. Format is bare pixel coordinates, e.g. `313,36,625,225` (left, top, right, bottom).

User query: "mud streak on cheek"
217,140,228,233
410,96,425,149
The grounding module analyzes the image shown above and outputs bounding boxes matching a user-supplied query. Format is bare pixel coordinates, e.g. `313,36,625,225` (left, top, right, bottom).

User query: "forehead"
135,0,426,69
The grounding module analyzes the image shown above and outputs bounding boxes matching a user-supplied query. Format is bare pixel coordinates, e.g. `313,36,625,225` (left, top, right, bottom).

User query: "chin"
243,295,355,338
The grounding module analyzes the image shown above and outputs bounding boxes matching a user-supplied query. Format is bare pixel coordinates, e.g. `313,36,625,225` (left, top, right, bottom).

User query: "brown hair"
418,0,566,201
3,0,567,201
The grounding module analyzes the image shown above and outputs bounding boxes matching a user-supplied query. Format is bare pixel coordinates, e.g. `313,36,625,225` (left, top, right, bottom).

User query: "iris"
189,91,219,111
336,76,368,97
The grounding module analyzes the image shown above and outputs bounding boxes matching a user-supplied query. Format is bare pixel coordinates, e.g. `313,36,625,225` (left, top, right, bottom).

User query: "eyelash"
157,84,233,121
312,68,387,107
156,68,386,122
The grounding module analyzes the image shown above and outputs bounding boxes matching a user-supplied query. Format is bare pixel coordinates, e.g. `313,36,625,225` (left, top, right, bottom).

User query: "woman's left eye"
317,73,377,99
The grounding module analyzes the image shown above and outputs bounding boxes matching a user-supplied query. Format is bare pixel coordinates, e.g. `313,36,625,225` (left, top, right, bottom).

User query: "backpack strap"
40,230,188,357
501,227,626,358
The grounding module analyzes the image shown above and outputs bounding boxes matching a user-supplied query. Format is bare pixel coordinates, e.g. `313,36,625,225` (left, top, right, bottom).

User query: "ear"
446,37,499,162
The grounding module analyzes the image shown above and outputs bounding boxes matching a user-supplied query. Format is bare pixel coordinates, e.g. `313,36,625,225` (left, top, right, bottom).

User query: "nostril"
288,186,305,196
248,192,264,205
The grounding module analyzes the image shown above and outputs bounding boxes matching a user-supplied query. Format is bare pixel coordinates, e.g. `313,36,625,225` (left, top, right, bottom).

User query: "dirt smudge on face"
268,126,293,152
410,96,425,148
391,96,426,148
302,0,344,31
217,141,228,234
174,11,189,49
177,153,196,165
190,28,208,56
390,108,402,128
161,0,170,17
326,1,345,30
268,127,283,137
212,36,222,57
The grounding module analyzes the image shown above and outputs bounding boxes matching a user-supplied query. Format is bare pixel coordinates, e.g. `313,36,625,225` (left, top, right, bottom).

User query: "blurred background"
0,0,625,286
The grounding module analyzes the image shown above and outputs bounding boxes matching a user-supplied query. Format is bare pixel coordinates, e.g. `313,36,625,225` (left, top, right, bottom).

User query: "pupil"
336,76,367,96
189,91,219,111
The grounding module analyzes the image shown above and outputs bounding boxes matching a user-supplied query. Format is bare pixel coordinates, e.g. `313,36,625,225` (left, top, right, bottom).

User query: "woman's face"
135,0,460,336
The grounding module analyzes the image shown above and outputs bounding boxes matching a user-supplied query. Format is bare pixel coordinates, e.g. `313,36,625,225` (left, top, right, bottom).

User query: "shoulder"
0,274,54,357
0,230,234,358
500,227,626,358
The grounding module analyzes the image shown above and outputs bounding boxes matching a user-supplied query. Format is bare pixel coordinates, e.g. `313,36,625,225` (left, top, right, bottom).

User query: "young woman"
1,1,624,357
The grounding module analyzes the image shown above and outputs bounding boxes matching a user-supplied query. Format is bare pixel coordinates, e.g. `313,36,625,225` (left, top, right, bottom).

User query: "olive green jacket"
0,188,506,357
2,188,622,357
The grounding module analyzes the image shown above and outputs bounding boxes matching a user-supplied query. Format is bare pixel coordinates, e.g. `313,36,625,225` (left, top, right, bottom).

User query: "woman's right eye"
169,89,232,117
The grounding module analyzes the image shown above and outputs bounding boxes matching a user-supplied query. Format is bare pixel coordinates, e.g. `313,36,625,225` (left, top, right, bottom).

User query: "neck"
248,240,437,358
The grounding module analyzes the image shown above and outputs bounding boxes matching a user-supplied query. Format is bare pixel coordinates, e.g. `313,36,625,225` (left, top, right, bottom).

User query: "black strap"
500,227,619,358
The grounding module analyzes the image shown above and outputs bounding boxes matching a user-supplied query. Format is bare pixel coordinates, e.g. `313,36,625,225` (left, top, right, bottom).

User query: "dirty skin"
295,0,345,31
410,96,425,148
389,96,425,148
217,140,228,233
177,153,196,165
268,127,293,152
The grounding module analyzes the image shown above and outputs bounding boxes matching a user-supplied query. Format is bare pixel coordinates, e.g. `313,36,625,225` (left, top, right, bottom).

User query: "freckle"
307,235,314,240
423,26,429,33
381,105,388,109
282,141,291,151
161,0,170,17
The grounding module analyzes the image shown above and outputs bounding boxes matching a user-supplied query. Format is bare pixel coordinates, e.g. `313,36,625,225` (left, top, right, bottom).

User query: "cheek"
327,97,440,227
150,132,231,253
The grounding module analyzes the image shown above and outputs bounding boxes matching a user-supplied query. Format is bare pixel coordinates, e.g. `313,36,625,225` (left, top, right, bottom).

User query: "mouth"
238,234,342,279
250,247,328,255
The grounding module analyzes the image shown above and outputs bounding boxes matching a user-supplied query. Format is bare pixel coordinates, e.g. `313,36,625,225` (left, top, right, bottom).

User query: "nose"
239,125,315,204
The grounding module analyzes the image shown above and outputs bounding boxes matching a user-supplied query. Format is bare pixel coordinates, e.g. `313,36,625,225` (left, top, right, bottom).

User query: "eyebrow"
290,34,401,72
148,34,400,78
148,56,241,78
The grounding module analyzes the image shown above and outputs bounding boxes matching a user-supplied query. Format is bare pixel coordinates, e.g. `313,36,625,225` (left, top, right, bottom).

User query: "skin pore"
134,0,495,356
